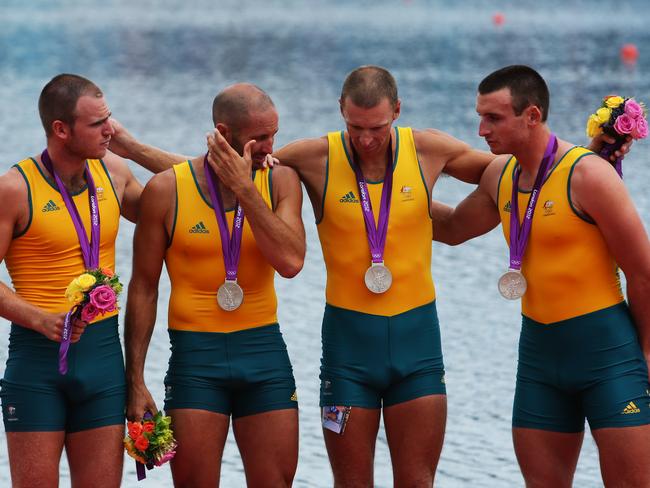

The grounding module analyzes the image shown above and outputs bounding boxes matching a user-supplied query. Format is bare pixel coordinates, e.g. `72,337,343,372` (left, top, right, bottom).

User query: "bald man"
123,84,305,487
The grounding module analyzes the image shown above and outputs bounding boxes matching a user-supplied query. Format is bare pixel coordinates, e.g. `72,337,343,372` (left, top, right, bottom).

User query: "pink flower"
154,449,176,466
613,113,636,135
89,285,117,312
624,99,643,119
632,116,649,139
81,303,101,322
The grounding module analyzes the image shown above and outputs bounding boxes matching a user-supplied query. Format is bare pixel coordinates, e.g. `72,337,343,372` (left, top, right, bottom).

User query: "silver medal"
217,279,244,311
498,269,527,300
364,262,392,294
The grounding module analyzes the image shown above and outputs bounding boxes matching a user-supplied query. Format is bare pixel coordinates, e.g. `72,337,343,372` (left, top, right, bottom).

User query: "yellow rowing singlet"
497,146,624,323
166,161,277,332
5,158,120,321
317,127,435,316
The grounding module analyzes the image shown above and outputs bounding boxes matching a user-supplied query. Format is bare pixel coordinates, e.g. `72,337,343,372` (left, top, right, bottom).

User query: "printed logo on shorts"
290,390,298,402
6,405,18,421
622,401,641,414
41,199,61,212
322,380,333,395
440,374,445,384
339,191,359,204
503,201,511,213
164,385,173,401
189,221,210,234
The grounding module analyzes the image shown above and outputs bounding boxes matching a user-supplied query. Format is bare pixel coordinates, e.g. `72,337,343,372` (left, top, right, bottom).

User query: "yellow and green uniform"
318,128,445,408
1,157,125,432
497,146,650,431
163,161,296,417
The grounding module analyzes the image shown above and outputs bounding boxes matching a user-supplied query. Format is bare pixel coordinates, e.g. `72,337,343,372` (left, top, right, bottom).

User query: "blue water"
1,1,650,486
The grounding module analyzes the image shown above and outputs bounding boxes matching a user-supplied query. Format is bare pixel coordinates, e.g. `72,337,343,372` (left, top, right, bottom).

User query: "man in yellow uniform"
431,65,650,487
0,74,168,487
124,83,305,487
245,65,495,487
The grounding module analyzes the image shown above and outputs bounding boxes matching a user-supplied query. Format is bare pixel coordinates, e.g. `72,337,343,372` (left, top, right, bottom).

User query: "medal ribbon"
41,150,100,374
350,139,394,264
508,134,558,270
204,155,245,281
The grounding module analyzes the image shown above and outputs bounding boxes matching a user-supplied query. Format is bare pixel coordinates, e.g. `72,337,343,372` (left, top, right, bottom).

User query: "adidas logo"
622,401,641,415
339,191,359,203
41,199,61,212
503,201,511,213
189,221,209,234
290,390,298,402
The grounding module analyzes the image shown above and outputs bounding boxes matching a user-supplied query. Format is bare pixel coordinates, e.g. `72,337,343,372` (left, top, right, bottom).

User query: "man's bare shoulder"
412,128,472,156
275,136,329,167
143,167,176,195
270,164,300,183
0,166,28,200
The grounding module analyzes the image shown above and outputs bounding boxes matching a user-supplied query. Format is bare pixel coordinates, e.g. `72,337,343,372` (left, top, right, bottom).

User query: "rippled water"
1,1,650,486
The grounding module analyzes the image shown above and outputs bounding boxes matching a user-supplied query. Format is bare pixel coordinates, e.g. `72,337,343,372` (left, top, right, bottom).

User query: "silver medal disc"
364,262,392,294
217,280,244,311
498,269,527,300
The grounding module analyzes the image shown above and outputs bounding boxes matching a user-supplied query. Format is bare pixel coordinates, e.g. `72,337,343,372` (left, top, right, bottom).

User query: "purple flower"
624,99,643,119
613,113,636,135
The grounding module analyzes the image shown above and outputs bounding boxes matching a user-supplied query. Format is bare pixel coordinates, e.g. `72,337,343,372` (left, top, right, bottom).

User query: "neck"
197,157,238,207
43,143,89,192
514,128,553,176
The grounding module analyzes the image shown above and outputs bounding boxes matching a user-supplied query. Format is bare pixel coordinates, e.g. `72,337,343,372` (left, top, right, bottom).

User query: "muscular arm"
0,170,79,341
108,118,189,174
414,129,495,184
208,132,306,277
431,156,505,245
124,171,174,419
102,151,143,223
571,156,650,371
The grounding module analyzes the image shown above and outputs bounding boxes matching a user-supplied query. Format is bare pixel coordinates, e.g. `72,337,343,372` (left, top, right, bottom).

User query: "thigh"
383,394,446,488
320,305,387,409
385,302,446,406
323,406,381,488
233,408,298,488
7,431,65,488
167,409,230,487
513,427,584,488
592,424,650,487
66,424,125,488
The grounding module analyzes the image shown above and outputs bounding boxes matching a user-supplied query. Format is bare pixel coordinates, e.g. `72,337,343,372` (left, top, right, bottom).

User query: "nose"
478,120,490,137
260,137,274,156
359,132,374,147
104,120,115,136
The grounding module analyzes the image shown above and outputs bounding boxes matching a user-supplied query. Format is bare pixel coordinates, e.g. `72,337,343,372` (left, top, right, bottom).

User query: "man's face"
67,95,114,159
476,88,529,155
340,97,399,156
231,108,279,166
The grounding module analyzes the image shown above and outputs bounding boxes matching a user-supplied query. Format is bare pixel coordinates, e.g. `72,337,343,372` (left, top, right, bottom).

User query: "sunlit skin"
226,108,279,166
340,97,400,161
65,95,115,161
476,87,535,157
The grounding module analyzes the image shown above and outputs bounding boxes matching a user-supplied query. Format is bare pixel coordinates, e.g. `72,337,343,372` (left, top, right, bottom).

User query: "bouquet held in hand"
585,95,648,177
124,412,177,480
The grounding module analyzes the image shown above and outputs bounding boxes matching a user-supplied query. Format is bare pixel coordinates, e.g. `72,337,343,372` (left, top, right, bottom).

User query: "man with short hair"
431,64,650,487
0,73,165,487
249,65,495,487
124,83,305,487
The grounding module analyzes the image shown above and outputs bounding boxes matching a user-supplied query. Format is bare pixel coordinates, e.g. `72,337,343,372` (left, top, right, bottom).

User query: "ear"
339,98,346,116
393,99,402,120
526,105,543,126
215,123,231,144
51,120,72,141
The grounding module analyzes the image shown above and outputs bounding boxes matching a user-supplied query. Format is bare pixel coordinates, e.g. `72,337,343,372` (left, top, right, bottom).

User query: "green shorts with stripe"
514,302,650,432
164,323,298,418
1,316,126,432
319,300,446,408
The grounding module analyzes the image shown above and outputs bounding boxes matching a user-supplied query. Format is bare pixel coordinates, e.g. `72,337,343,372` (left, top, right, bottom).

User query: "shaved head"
212,83,275,131
340,65,398,109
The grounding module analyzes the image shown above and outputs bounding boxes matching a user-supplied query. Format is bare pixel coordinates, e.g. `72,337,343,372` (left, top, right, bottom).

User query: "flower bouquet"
58,267,123,374
124,412,177,481
64,267,123,321
585,95,648,177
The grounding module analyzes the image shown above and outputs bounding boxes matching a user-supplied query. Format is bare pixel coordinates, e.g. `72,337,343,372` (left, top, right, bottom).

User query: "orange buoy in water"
621,43,639,64
493,12,505,27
